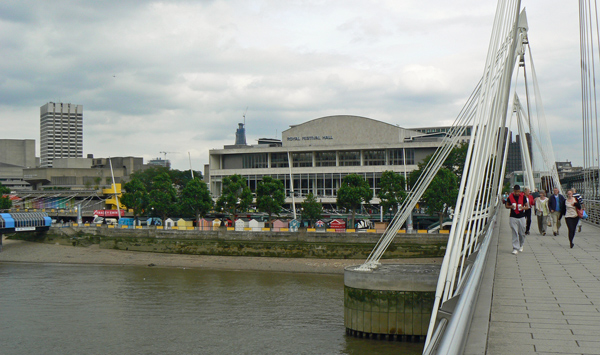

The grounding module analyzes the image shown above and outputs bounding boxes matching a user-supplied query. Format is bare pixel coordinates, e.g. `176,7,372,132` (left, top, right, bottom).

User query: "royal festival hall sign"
287,135,333,141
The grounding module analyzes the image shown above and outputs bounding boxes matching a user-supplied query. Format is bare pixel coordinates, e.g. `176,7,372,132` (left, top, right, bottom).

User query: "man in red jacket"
505,185,530,255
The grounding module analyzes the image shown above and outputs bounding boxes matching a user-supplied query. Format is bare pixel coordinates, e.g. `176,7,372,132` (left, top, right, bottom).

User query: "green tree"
336,174,372,228
216,174,253,221
129,166,170,190
256,176,285,227
179,178,213,222
0,184,12,210
444,142,468,182
146,172,177,223
169,169,203,191
408,143,468,188
302,192,322,227
422,168,459,226
120,178,147,224
378,171,407,216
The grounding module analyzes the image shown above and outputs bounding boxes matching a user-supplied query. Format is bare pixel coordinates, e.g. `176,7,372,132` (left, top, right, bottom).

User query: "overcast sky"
0,0,581,170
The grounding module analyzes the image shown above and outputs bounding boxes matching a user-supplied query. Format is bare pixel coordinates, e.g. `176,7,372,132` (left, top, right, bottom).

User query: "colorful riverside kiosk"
344,264,440,341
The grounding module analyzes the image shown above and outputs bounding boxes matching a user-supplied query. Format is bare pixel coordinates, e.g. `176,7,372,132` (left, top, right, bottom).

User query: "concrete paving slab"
464,211,600,354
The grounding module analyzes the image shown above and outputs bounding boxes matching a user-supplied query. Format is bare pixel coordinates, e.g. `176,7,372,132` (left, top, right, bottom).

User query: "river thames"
0,263,423,354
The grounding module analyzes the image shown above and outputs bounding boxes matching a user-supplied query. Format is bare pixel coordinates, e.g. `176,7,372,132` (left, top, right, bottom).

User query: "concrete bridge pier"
344,264,440,341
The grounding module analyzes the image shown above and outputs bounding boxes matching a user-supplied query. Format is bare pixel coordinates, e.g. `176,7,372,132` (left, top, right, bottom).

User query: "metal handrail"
423,212,497,355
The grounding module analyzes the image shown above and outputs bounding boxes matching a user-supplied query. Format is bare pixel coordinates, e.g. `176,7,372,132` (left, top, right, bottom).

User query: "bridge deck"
467,210,600,354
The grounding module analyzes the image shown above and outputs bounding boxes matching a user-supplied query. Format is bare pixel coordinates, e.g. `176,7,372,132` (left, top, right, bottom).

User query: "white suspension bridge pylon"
347,0,563,353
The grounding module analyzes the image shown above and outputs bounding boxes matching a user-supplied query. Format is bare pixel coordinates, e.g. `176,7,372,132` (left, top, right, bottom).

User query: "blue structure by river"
0,263,423,354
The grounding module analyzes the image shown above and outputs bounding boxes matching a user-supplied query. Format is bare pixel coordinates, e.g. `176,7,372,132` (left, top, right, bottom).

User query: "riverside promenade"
466,210,600,354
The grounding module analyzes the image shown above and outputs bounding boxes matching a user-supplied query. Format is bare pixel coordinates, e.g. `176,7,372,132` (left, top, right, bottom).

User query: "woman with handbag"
564,189,581,249
534,190,550,235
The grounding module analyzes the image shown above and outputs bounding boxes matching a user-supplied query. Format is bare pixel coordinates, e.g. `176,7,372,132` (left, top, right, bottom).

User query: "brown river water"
0,262,424,354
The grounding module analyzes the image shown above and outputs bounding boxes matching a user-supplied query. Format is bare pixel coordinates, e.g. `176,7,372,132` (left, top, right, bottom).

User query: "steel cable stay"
524,44,563,192
580,0,600,200
423,1,524,353
433,2,523,331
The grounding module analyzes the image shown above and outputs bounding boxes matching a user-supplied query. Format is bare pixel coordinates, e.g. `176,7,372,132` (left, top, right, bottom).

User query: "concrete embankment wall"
10,227,448,259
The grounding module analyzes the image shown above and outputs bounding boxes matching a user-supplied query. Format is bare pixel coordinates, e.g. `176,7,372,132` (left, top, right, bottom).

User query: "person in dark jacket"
548,187,566,236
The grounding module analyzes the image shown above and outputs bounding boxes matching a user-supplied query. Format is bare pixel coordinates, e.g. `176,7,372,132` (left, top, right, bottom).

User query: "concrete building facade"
23,156,145,190
40,102,83,167
0,139,36,168
0,139,37,190
207,115,469,206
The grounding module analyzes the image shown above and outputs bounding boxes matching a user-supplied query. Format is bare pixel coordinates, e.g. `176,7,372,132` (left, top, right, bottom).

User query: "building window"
363,150,385,166
388,149,415,165
339,151,360,166
271,153,289,168
315,151,336,167
292,153,312,167
243,154,268,169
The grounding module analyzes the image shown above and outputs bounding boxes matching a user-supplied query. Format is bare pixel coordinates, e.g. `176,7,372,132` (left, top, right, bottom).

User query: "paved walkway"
484,211,600,354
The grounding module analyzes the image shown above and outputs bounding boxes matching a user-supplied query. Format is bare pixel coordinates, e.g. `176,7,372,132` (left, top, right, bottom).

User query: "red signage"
94,209,125,217
330,219,346,231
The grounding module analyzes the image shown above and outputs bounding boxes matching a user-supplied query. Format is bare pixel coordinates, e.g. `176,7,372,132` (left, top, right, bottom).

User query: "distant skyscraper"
40,102,83,167
235,123,247,145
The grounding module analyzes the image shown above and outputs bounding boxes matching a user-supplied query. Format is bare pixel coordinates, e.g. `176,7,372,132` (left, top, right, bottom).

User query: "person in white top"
534,190,550,235
564,189,582,249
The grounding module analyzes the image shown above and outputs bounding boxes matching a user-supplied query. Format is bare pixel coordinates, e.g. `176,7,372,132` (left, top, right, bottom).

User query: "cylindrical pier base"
344,264,440,341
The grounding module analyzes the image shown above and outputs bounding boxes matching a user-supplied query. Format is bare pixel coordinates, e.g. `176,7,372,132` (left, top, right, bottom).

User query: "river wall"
10,227,448,259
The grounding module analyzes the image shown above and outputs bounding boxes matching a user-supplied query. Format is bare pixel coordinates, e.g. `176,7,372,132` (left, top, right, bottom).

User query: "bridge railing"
583,199,600,226
423,210,498,355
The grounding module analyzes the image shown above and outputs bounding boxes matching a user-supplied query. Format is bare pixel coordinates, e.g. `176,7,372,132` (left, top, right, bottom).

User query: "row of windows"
226,149,415,169
214,172,395,198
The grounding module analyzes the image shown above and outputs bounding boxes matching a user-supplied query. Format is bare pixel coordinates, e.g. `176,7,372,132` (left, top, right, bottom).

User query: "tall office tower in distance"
40,102,83,167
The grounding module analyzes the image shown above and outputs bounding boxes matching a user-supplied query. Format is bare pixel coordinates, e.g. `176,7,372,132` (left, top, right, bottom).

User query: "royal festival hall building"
206,115,470,208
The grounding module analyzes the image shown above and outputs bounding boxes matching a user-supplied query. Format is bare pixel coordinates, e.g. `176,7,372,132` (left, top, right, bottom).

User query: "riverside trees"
256,176,285,227
180,178,213,222
301,192,322,227
336,174,372,228
0,184,12,210
408,144,464,227
120,167,213,224
378,171,406,217
216,174,252,221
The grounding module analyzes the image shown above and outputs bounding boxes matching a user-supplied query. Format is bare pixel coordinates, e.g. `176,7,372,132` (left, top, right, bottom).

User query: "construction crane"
159,151,179,160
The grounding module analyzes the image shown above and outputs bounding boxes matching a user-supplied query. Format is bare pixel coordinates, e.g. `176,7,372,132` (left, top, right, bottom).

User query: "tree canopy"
256,176,285,227
216,174,253,220
120,178,147,221
302,192,322,227
0,184,12,210
336,174,372,228
146,172,177,222
409,142,468,188
128,167,202,192
179,178,213,219
422,168,459,226
377,171,406,216
406,144,466,227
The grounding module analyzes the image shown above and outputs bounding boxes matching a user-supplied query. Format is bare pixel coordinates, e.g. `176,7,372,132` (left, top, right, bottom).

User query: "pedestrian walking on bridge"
548,187,566,236
534,190,549,235
572,188,584,233
565,189,581,249
524,188,534,235
505,185,530,255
